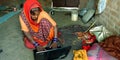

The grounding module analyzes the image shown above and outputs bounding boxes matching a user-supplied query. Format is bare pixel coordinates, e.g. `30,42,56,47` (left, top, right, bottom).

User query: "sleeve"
19,15,29,32
41,11,57,26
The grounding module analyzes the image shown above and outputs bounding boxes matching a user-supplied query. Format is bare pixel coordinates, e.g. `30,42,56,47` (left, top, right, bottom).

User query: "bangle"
33,42,39,47
53,38,58,42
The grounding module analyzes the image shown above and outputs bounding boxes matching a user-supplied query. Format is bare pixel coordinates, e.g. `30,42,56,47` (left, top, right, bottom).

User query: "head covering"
23,0,42,26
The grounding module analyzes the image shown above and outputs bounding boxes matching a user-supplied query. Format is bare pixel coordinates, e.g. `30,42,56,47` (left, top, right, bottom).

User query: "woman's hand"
50,42,58,48
36,46,45,51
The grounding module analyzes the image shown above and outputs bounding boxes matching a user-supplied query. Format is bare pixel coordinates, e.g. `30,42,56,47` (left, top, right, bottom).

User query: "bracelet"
53,38,58,42
33,42,39,47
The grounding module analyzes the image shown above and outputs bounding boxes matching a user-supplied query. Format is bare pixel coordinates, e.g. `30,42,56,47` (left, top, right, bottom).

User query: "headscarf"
23,0,42,27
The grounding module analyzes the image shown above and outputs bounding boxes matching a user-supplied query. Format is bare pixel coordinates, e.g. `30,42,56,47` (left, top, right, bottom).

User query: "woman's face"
30,8,40,22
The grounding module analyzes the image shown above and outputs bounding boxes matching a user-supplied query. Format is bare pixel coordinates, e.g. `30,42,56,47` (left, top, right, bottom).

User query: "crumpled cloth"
99,35,120,60
73,49,88,60
87,43,117,60
89,25,112,42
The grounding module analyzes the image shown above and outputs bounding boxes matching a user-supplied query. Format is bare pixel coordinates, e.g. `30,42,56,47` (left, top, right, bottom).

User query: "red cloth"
82,32,96,51
82,45,90,51
24,37,35,49
82,33,96,45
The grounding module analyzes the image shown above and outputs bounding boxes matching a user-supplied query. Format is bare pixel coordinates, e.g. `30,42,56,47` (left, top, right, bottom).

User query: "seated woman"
19,0,63,51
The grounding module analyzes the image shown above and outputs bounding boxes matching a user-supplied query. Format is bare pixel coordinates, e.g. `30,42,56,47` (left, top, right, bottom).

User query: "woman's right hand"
36,46,46,51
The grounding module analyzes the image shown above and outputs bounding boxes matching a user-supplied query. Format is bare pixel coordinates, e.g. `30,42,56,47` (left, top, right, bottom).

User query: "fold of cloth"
73,49,88,60
99,35,120,60
88,43,117,60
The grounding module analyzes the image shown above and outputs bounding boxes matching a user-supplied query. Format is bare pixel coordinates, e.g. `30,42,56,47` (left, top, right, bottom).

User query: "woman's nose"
34,15,38,18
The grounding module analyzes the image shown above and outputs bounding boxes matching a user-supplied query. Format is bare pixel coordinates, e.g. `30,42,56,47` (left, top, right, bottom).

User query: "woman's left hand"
50,42,58,48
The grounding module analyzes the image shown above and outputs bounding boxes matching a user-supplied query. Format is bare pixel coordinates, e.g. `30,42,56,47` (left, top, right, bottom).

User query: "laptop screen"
33,46,71,60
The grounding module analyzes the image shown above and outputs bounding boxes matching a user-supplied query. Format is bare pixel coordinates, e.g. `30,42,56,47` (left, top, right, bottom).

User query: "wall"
79,0,89,9
0,0,24,8
94,0,120,35
0,0,50,10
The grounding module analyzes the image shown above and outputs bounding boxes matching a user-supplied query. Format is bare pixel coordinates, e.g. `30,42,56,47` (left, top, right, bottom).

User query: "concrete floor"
0,8,95,60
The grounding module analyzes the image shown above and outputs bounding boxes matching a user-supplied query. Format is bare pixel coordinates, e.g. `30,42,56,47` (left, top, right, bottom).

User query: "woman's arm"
23,31,45,51
54,25,58,38
23,31,36,44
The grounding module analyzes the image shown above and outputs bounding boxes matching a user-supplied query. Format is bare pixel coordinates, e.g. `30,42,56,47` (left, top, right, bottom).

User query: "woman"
19,0,63,51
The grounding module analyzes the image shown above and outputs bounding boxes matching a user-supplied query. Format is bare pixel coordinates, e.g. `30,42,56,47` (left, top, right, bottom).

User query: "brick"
114,25,120,34
111,5,117,10
109,16,119,23
116,21,120,26
103,11,110,16
109,28,118,35
117,1,120,7
110,10,119,18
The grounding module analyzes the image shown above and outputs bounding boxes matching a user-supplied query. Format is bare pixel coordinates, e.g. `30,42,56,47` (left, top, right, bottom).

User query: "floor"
0,8,95,60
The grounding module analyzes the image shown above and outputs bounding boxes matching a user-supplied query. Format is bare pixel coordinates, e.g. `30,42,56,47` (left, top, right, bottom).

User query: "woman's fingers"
50,42,57,48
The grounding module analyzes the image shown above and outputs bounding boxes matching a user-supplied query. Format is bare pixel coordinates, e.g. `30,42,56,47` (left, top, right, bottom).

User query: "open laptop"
33,46,71,60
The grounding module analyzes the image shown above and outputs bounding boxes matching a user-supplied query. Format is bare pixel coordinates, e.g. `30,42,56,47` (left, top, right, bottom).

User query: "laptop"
33,46,71,60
